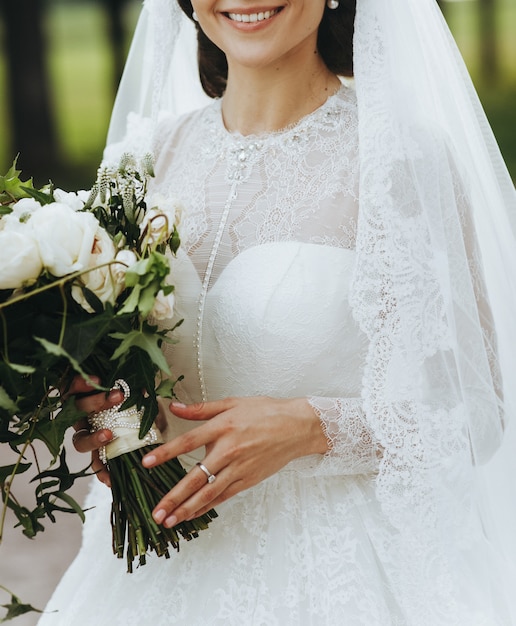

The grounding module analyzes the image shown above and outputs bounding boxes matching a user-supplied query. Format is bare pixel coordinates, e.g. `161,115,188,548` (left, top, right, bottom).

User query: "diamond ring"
196,462,216,484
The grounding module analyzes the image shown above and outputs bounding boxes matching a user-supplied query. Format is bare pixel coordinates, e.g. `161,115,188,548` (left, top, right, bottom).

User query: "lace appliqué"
308,396,381,476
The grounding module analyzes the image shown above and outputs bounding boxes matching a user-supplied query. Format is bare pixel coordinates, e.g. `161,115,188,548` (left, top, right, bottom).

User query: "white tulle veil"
105,0,516,621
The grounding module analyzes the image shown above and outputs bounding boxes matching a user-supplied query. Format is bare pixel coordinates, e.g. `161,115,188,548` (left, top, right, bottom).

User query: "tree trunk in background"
105,0,127,93
0,0,59,180
479,0,498,85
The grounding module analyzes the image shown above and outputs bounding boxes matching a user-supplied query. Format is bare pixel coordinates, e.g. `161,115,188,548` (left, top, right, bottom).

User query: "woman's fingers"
63,375,101,399
75,388,123,414
91,450,111,487
169,397,236,421
154,463,237,528
72,387,121,454
187,481,244,520
142,420,219,468
141,398,236,468
72,427,113,454
66,374,119,488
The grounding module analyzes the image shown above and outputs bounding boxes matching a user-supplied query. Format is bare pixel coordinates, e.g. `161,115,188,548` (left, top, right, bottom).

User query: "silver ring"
196,462,216,484
72,428,90,443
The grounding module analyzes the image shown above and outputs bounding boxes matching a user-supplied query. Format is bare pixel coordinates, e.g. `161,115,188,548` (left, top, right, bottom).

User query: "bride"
39,0,516,624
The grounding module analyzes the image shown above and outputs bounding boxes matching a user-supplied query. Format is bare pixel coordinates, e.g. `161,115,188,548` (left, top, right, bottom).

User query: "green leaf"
0,387,17,413
6,363,36,375
0,158,21,185
51,491,86,522
169,226,180,255
131,350,158,437
0,592,44,623
5,497,45,539
34,448,91,493
110,330,170,374
19,185,53,205
117,252,171,317
32,397,86,458
155,377,182,399
0,462,31,484
33,337,99,387
0,157,36,204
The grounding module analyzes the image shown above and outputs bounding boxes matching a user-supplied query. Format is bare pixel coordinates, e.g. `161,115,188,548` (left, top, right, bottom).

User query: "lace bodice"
154,85,359,270
152,86,380,476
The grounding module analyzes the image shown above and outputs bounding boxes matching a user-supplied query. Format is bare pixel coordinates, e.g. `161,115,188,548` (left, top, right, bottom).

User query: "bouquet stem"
89,380,217,572
108,446,217,573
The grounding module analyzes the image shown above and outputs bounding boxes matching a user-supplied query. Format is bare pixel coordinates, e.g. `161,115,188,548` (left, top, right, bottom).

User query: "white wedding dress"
38,86,502,625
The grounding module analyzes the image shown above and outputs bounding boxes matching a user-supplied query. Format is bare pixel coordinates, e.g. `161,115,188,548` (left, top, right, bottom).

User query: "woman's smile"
224,7,283,23
219,6,285,32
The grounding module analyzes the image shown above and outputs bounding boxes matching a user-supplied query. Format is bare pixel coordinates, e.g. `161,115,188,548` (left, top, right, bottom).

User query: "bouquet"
0,156,217,576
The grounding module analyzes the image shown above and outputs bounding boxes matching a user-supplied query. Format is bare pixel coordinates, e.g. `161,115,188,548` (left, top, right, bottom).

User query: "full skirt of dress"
38,467,403,625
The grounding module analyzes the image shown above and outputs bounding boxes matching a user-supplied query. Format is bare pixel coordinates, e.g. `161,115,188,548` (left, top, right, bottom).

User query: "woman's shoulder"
153,102,219,157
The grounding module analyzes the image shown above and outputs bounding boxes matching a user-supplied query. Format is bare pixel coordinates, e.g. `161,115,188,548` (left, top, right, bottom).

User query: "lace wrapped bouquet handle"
90,379,216,571
89,379,159,465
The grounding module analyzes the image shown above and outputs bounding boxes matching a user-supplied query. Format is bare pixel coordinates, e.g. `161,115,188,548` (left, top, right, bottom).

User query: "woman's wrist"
282,397,329,457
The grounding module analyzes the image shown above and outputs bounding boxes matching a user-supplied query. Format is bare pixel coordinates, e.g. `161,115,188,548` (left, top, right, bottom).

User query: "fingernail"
142,454,156,467
164,514,177,528
171,402,186,409
153,509,166,524
108,390,122,402
99,431,110,443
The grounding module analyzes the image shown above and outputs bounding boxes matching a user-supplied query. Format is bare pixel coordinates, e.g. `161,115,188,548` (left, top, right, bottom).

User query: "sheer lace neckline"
211,83,350,144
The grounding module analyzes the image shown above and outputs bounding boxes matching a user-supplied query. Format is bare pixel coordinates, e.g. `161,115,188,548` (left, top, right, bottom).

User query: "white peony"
0,230,43,289
71,226,121,312
53,189,90,212
150,290,175,321
140,194,182,247
0,198,42,232
28,203,99,277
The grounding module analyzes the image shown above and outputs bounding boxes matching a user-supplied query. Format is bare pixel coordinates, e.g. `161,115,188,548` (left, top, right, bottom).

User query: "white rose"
71,226,121,312
53,189,89,212
150,290,175,321
152,194,183,228
28,203,99,277
0,198,43,232
112,249,138,284
0,230,43,289
140,195,182,247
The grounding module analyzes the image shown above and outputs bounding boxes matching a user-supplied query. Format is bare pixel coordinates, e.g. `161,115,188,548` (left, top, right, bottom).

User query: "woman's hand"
142,396,328,528
69,376,122,487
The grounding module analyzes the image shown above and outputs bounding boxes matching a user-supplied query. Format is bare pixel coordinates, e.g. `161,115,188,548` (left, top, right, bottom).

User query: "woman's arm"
141,395,380,529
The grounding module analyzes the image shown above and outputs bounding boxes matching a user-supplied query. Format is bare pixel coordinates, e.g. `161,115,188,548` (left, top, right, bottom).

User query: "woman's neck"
221,55,341,136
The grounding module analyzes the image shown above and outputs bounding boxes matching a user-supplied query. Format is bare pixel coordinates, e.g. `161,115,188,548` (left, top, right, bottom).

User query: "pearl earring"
327,0,339,8
192,11,199,22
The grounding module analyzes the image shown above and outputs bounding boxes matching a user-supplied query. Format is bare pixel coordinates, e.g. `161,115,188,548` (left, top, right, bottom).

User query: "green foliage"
0,155,183,549
0,158,36,208
118,252,172,317
0,586,45,623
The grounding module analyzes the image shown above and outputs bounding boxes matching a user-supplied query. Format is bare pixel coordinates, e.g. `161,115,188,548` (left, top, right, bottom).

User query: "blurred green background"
0,0,515,189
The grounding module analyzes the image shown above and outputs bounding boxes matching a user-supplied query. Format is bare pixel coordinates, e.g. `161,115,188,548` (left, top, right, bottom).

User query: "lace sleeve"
303,396,381,477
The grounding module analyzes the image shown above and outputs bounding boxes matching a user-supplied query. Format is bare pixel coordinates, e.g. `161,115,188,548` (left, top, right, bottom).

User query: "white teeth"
227,8,279,23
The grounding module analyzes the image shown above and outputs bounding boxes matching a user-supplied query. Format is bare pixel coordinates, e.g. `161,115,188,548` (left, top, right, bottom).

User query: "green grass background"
0,0,515,186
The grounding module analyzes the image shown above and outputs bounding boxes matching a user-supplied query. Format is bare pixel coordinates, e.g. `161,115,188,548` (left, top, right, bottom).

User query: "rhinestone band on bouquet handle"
0,155,217,578
89,379,160,465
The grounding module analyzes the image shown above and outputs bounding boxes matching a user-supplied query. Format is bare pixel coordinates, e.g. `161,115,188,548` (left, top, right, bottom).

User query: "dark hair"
176,1,356,99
